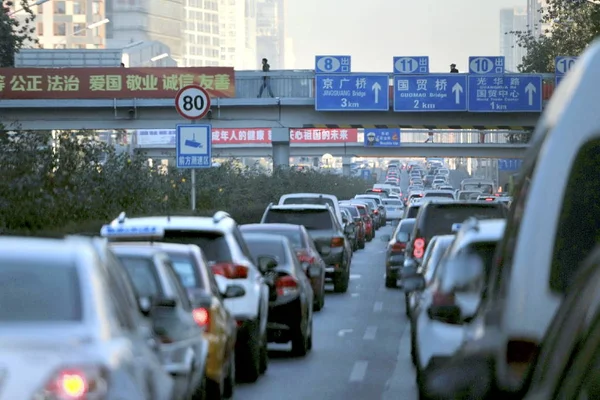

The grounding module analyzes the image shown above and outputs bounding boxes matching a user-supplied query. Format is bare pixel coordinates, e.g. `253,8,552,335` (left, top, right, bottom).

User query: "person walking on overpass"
450,63,459,73
258,58,275,97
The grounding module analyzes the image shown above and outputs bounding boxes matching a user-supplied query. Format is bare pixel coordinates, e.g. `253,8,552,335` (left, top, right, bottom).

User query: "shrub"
0,131,370,234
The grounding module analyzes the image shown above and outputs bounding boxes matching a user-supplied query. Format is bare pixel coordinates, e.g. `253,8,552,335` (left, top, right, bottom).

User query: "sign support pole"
190,118,197,211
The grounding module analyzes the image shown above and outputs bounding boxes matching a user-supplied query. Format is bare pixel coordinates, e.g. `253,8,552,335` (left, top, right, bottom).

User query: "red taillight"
391,242,406,252
43,367,107,400
192,307,210,330
276,275,299,296
331,237,345,247
296,250,315,264
485,198,494,202
413,237,425,258
374,209,379,214
432,291,455,306
211,263,248,279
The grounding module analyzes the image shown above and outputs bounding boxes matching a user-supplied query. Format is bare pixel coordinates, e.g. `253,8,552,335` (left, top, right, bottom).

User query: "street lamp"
150,53,168,62
122,41,144,49
8,0,49,16
77,18,110,33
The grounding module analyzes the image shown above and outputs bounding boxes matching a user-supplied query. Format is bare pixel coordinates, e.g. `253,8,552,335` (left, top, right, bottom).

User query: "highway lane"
234,224,418,400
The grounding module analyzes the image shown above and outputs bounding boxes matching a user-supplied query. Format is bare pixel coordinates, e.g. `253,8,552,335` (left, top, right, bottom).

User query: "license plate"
388,207,396,211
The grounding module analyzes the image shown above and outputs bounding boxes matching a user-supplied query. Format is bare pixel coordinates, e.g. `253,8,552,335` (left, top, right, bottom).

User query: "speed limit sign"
175,85,211,119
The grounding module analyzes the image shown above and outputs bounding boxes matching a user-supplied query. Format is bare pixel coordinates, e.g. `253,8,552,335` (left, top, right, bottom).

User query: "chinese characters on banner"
289,129,358,143
0,67,235,99
212,129,272,144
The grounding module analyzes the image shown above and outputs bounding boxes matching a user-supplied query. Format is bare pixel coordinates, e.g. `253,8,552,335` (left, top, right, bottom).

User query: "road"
235,224,418,400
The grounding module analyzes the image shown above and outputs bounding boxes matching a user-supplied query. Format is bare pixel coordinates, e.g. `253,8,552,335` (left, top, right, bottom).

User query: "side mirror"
344,224,354,235
342,216,348,224
403,274,425,292
380,234,391,242
403,258,417,269
138,296,152,316
441,253,485,293
422,354,494,400
223,284,246,299
257,255,278,273
153,297,177,308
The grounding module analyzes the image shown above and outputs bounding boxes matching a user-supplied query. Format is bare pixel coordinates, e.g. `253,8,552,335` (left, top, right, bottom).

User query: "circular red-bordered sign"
175,85,211,120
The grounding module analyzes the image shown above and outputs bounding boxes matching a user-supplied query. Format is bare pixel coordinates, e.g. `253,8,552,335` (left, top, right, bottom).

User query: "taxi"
101,224,244,399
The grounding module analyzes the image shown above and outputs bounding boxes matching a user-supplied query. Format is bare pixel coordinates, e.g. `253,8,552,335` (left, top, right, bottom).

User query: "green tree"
0,0,37,68
513,0,600,72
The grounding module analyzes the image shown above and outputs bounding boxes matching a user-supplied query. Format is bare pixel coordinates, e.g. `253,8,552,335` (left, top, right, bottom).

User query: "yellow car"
150,243,242,399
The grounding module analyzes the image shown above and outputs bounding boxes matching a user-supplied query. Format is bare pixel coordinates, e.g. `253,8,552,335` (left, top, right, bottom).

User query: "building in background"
184,0,220,66
500,7,528,72
122,41,177,67
256,0,285,68
219,0,257,69
105,0,184,64
22,0,108,49
527,0,550,37
284,37,295,69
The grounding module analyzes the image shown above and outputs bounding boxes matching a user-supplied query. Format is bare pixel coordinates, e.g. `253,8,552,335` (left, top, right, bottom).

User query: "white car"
407,219,505,397
102,211,271,382
382,198,404,221
279,192,344,227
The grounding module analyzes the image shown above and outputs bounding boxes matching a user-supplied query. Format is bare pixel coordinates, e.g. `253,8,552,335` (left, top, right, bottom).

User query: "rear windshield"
0,261,82,322
165,252,205,289
282,196,335,210
245,239,289,263
406,206,421,218
458,191,480,200
354,205,367,216
264,209,333,230
398,220,415,235
162,230,232,262
463,183,494,194
420,204,507,241
341,206,359,217
425,192,454,199
356,196,382,205
384,199,403,206
118,256,162,298
243,228,304,248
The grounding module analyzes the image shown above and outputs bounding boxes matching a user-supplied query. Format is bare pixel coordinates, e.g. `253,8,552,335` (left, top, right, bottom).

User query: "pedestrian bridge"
0,71,553,131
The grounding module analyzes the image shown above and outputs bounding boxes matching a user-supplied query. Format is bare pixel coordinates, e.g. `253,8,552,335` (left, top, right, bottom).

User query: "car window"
163,261,192,311
406,206,421,219
342,206,359,217
119,256,163,298
282,196,336,210
357,196,382,205
103,255,137,330
0,261,82,322
245,238,289,263
162,230,232,262
424,238,453,283
264,209,333,230
420,204,506,242
383,199,403,206
167,252,205,289
243,228,303,248
396,220,415,240
354,206,367,216
424,192,454,199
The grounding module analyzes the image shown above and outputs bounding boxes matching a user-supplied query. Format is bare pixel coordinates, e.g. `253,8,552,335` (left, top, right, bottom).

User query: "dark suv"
261,204,352,293
406,201,508,265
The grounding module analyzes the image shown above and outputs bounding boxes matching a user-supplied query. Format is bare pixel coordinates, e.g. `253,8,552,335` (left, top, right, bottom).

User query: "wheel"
358,238,365,249
191,372,207,400
385,275,397,288
333,271,349,293
307,318,313,351
236,320,261,383
222,350,235,399
313,288,324,311
259,328,268,374
404,292,412,317
291,319,310,357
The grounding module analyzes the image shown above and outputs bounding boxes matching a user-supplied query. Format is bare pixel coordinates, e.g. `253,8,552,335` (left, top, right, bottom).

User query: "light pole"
55,18,109,48
7,0,49,16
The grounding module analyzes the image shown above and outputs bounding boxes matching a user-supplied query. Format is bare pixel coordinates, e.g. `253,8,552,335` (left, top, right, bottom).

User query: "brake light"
374,209,379,215
485,198,494,201
413,237,425,258
331,237,345,247
276,275,299,296
432,291,455,306
296,250,315,264
372,188,382,192
192,307,210,330
391,242,406,252
211,263,248,279
42,367,107,399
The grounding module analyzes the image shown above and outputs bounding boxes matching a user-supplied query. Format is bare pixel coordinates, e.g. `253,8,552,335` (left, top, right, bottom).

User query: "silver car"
0,236,174,400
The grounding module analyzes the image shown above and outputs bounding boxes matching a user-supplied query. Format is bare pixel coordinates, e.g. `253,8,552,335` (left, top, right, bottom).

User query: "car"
242,233,314,356
381,218,415,288
340,208,359,251
240,223,326,311
261,204,352,293
341,204,367,249
278,192,344,227
354,194,387,226
342,202,374,242
423,190,455,200
382,198,404,222
0,236,174,400
107,242,209,400
102,211,271,383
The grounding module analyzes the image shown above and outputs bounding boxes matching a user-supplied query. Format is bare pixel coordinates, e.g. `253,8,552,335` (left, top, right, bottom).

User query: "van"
278,193,343,227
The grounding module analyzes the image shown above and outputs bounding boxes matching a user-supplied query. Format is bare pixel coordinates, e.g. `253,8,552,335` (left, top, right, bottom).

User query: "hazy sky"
286,0,525,72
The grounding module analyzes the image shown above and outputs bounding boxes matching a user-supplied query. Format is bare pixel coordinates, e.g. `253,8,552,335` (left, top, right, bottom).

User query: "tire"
259,328,268,374
358,238,365,249
385,275,397,288
404,292,412,317
191,372,207,400
333,271,349,293
222,351,235,399
236,320,261,383
313,288,324,311
205,378,222,400
291,319,310,357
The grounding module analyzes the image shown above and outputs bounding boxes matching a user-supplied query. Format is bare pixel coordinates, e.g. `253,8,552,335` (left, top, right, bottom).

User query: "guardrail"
234,71,556,100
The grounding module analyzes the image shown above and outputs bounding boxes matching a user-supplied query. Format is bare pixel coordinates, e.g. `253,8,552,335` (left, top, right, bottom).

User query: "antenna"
117,212,126,223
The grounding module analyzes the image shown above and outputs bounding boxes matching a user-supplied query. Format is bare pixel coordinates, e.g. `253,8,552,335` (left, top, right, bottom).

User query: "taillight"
41,366,107,399
331,237,345,247
485,198,494,201
374,209,379,215
296,250,315,264
432,291,456,306
391,242,406,252
276,275,299,296
211,263,248,279
413,237,425,258
192,307,211,330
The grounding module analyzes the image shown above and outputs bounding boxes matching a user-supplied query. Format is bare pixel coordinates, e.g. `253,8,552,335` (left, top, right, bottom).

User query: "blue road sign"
555,75,564,87
315,56,351,73
468,74,542,112
498,158,523,171
364,128,400,147
393,74,467,112
361,169,371,180
315,74,390,111
393,56,429,74
555,56,578,75
176,124,212,168
468,56,505,74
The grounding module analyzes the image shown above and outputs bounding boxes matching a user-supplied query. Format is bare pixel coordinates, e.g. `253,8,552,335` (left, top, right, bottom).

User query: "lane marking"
373,301,384,312
349,361,369,382
351,293,360,297
338,329,353,337
363,326,378,340
349,274,362,280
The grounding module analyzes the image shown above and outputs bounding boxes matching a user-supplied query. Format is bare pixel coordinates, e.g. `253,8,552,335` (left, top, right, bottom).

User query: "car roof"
242,232,289,244
0,236,93,263
109,241,197,254
240,223,301,232
105,212,235,233
109,242,170,256
270,204,329,210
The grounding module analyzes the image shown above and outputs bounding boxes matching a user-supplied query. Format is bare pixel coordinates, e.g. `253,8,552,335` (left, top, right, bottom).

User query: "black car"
241,233,314,356
381,218,416,288
261,204,352,293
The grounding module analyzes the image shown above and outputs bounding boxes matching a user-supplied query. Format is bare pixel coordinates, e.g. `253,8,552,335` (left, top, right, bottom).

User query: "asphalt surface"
235,224,418,400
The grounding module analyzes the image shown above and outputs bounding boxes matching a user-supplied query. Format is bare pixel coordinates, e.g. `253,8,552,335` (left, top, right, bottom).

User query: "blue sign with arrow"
361,169,371,180
176,124,212,168
498,158,523,171
468,56,505,74
468,74,542,112
393,74,467,112
393,56,429,74
315,74,390,111
364,128,400,147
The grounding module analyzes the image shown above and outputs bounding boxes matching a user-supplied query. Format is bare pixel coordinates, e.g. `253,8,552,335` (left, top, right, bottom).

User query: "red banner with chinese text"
212,128,272,144
0,67,235,99
289,128,358,143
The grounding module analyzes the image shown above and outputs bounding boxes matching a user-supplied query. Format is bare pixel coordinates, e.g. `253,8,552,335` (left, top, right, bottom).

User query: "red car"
349,203,373,242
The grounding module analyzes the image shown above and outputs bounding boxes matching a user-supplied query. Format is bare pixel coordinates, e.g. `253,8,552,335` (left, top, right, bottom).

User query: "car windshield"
245,239,289,264
0,261,82,322
166,253,205,289
162,230,232,262
384,199,403,206
264,209,333,230
118,256,163,298
356,196,382,205
463,183,494,194
282,196,336,209
342,206,359,217
421,204,507,242
458,191,480,200
244,227,304,248
425,192,454,199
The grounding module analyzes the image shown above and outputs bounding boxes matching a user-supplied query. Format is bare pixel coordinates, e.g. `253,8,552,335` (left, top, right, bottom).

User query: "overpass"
0,70,552,131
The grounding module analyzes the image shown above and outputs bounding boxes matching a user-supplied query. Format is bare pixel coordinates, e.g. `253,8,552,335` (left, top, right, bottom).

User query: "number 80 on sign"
175,85,211,119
